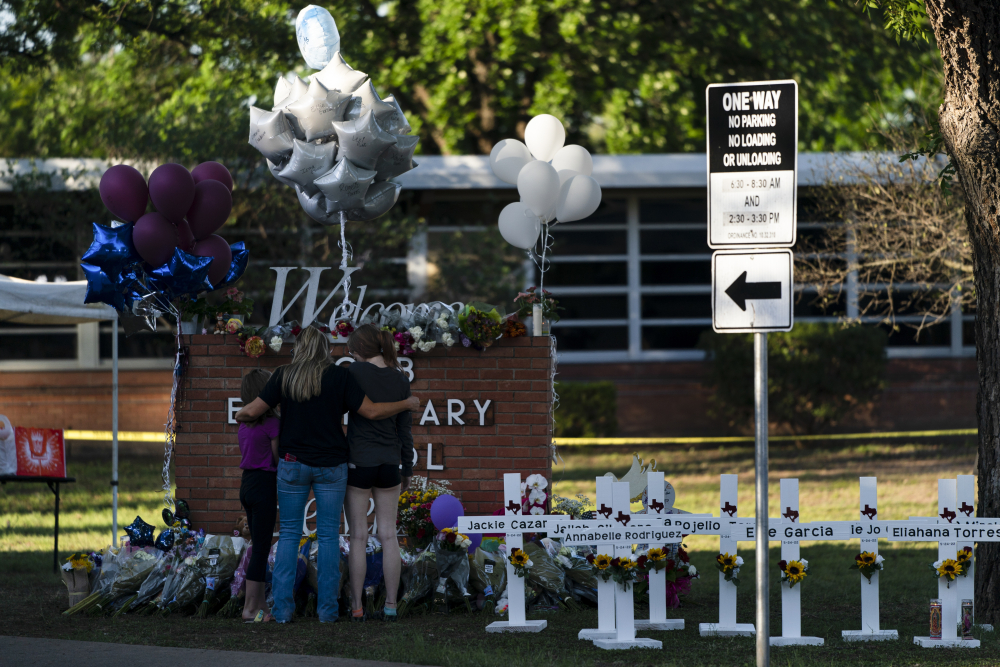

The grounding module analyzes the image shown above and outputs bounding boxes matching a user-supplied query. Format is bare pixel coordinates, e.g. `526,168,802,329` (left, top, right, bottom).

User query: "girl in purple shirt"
238,369,279,622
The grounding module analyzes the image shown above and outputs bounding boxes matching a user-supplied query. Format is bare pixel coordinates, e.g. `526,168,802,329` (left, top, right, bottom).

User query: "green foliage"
856,0,931,42
0,0,942,160
554,381,618,438
698,323,888,434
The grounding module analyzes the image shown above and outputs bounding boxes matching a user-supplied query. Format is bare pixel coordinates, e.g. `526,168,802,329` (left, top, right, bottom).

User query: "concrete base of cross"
635,619,684,631
842,629,898,641
914,636,980,648
486,620,547,633
593,637,663,650
577,628,616,640
700,622,756,636
769,636,824,646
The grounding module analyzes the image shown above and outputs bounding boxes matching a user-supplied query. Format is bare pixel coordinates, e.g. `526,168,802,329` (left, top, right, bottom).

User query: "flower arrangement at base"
715,552,744,586
334,320,354,338
932,548,971,587
520,474,550,515
588,554,641,590
779,559,809,588
397,476,452,552
850,551,884,583
63,552,97,573
503,318,527,338
551,493,591,519
243,335,265,358
514,287,562,324
435,527,472,552
457,302,504,350
508,547,533,578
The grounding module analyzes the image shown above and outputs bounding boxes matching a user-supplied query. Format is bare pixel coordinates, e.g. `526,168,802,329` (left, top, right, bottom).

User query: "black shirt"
347,362,413,475
257,364,366,468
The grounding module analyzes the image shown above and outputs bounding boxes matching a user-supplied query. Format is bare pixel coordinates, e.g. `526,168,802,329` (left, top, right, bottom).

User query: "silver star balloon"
286,78,352,142
315,157,377,211
351,81,411,136
342,97,362,122
277,138,338,194
274,76,292,107
249,107,295,163
314,51,368,93
374,134,419,181
267,158,298,188
346,181,402,221
332,110,397,170
274,75,309,110
380,95,412,135
295,185,341,225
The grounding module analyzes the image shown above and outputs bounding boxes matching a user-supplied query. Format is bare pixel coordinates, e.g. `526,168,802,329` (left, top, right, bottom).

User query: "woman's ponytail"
380,329,400,370
347,323,401,370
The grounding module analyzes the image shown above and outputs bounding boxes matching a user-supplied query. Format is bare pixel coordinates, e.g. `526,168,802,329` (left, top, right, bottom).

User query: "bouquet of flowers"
435,527,472,553
551,494,591,519
514,287,562,323
507,548,532,578
397,476,452,552
469,546,506,614
521,474,550,516
398,549,438,616
502,318,527,338
194,535,246,618
779,559,809,588
457,302,504,350
932,547,972,587
61,552,98,608
432,529,472,609
850,551,884,583
64,545,122,615
152,530,206,614
588,553,641,591
715,552,744,586
106,548,163,616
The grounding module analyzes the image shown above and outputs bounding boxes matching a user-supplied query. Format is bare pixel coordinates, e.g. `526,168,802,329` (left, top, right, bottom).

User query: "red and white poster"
15,427,66,478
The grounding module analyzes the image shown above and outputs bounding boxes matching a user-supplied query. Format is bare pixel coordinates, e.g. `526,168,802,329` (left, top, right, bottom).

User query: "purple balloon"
99,165,148,222
176,218,196,252
191,161,234,192
187,180,233,240
430,494,464,531
467,532,483,554
192,234,233,286
133,213,179,266
149,163,195,223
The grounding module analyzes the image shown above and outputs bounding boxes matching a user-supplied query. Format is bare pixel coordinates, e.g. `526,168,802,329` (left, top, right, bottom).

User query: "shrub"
554,381,618,437
698,323,887,434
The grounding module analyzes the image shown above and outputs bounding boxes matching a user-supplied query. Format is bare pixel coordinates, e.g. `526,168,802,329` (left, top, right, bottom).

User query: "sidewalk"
0,636,432,667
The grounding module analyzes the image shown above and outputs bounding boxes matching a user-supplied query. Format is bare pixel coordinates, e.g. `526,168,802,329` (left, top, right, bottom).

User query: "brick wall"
173,334,554,535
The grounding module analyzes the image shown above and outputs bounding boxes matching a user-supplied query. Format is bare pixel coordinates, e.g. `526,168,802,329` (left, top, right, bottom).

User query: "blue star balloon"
154,529,175,552
81,262,126,311
82,222,140,279
214,241,249,290
124,515,155,548
148,248,213,298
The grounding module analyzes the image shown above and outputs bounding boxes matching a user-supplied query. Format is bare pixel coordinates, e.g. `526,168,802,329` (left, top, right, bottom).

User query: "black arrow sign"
725,271,781,311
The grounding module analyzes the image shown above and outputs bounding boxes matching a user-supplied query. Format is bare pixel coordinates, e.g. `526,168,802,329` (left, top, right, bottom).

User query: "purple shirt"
238,417,280,472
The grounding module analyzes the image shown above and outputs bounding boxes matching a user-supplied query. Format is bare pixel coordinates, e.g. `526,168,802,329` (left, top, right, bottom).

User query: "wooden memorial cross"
700,474,755,636
634,471,684,632
843,477,897,641
456,472,567,634
771,479,824,646
577,476,617,640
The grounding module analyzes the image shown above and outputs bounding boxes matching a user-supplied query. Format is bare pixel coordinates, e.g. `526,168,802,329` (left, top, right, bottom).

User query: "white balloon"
296,6,341,70
489,139,533,185
524,114,566,161
556,174,602,223
517,160,560,220
498,202,541,249
550,144,593,184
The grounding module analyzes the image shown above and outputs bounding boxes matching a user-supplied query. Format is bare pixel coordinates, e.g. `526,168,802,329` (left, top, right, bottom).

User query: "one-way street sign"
712,250,793,332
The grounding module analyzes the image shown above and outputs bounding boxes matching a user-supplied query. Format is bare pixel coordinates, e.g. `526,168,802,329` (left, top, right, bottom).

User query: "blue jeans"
273,459,347,623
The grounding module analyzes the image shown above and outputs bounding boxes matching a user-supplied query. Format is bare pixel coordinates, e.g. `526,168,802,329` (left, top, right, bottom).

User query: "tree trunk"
923,0,1000,623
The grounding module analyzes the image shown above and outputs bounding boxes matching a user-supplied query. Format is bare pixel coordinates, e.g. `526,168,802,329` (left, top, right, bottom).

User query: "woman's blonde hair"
281,326,332,402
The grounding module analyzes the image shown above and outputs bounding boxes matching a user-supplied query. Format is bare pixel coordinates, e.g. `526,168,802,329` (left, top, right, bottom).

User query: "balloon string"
338,211,352,307
529,221,554,293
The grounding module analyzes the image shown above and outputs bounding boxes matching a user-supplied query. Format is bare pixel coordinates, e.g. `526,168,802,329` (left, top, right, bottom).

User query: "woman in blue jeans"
235,326,418,623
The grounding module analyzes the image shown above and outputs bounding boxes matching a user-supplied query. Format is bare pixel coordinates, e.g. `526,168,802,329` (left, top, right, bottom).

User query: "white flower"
441,332,455,347
688,564,697,576
435,315,450,329
526,474,548,491
735,556,744,566
526,559,534,567
557,555,572,568
408,326,424,341
269,335,283,352
933,559,943,569
520,481,527,495
799,559,808,568
528,488,546,505
875,555,884,564
183,557,195,566
732,567,740,576
529,505,545,515
415,340,436,352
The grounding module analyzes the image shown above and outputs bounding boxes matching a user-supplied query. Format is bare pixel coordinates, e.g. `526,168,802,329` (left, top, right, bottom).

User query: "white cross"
576,476,617,640
634,471,684,632
842,477,897,641
700,474,756,636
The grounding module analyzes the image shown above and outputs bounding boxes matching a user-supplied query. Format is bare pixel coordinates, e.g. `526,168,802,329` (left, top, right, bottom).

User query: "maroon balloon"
148,163,195,223
192,235,233,286
191,161,234,192
187,180,233,240
176,218,197,252
133,213,179,267
99,165,149,222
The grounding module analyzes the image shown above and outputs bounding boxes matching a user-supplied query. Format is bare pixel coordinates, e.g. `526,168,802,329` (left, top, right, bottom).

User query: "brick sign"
173,335,554,534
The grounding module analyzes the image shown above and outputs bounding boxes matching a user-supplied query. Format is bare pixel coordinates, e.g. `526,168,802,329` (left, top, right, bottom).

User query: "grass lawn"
2,441,996,666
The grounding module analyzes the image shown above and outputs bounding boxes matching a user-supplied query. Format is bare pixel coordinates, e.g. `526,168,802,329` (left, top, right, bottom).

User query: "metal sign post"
707,79,798,667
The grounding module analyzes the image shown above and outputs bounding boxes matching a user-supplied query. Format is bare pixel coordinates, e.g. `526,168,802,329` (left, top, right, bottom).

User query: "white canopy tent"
0,273,122,540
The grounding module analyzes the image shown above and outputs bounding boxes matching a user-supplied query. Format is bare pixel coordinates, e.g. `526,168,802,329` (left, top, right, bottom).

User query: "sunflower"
593,554,613,570
509,548,530,567
859,551,877,566
784,560,807,584
647,548,666,562
717,552,738,571
619,558,637,571
937,559,960,580
956,549,972,564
